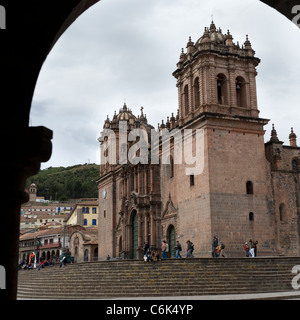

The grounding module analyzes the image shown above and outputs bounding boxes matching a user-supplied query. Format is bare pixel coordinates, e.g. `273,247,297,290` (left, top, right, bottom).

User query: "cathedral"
97,21,300,259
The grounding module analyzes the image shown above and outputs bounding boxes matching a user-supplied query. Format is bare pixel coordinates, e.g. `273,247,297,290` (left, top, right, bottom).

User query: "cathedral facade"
97,22,300,259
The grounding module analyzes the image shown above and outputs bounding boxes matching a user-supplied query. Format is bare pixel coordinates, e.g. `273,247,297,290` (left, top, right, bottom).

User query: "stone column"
127,171,132,196
144,213,149,244
0,126,52,300
228,63,236,108
137,212,143,258
144,168,148,194
138,167,142,194
150,208,156,247
150,165,154,193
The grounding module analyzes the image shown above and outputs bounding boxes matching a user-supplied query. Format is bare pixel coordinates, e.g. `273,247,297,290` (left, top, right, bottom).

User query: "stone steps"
17,257,300,299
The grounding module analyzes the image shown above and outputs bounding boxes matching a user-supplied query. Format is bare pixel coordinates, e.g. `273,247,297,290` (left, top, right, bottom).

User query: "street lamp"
62,219,66,255
61,219,73,264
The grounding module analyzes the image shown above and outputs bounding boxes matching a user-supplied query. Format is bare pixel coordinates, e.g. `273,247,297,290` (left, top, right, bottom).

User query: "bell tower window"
194,77,200,108
292,159,297,171
217,74,228,105
236,76,247,108
183,85,189,116
246,181,253,194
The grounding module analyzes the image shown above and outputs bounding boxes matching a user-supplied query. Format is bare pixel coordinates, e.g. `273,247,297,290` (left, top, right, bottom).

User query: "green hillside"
26,164,100,201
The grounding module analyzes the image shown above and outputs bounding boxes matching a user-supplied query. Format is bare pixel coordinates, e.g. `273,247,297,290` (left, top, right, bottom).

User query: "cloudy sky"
30,0,300,169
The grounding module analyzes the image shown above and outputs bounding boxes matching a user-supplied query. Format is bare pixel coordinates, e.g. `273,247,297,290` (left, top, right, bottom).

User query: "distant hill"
26,164,100,201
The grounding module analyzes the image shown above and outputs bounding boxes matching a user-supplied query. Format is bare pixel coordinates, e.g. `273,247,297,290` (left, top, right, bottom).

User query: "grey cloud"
33,0,300,168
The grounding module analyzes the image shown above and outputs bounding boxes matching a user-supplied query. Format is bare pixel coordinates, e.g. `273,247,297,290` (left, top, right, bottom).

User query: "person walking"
161,241,167,259
253,240,258,257
186,240,193,258
190,242,195,258
175,240,182,258
219,241,226,258
165,241,169,258
249,239,255,257
212,236,219,258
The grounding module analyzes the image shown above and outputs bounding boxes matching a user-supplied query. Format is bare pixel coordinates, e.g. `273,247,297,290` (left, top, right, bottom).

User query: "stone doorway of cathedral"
131,211,138,259
167,225,176,258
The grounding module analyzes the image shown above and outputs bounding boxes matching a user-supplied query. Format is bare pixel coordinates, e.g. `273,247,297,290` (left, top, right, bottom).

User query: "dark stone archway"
0,0,297,300
261,0,299,22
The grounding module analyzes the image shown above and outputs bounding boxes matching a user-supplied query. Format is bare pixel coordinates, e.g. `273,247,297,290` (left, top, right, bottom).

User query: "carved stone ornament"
162,196,178,218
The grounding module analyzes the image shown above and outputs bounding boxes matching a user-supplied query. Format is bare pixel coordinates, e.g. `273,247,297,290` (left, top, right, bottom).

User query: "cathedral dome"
196,21,226,45
116,103,137,121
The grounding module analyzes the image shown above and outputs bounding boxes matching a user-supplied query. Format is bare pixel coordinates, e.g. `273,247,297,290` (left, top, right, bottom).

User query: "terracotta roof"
77,201,99,206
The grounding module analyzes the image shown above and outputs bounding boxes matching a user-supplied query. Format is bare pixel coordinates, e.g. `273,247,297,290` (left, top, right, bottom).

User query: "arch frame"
0,0,296,301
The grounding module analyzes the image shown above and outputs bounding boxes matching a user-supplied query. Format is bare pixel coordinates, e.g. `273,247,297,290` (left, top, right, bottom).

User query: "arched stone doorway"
94,247,98,261
167,225,176,258
84,249,89,262
131,211,138,259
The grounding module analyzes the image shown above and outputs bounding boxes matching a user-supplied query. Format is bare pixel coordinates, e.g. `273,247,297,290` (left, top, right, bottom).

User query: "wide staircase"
17,257,300,299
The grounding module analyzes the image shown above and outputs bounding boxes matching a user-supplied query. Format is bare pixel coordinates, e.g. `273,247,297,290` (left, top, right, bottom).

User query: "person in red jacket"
244,242,250,257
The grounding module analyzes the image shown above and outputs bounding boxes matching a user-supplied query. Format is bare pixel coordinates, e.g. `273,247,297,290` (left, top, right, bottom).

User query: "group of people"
141,237,258,261
143,243,161,263
212,236,226,258
18,249,72,270
244,240,258,257
18,257,56,271
142,239,195,261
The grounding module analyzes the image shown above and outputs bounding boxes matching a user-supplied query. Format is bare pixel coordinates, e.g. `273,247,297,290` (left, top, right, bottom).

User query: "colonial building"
19,225,84,263
97,21,300,259
69,227,98,262
97,104,161,259
65,200,99,227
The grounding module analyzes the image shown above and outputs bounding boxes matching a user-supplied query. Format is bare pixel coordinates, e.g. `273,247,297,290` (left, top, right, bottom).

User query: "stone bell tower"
163,21,275,257
29,183,37,202
173,21,261,126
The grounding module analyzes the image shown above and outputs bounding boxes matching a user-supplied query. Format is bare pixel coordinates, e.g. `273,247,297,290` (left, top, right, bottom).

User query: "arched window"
217,74,228,105
83,219,87,226
279,203,287,222
246,181,253,194
169,155,174,178
120,143,127,164
85,207,89,214
236,76,247,108
190,174,194,186
292,159,297,171
183,84,189,116
82,207,85,214
194,77,200,108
